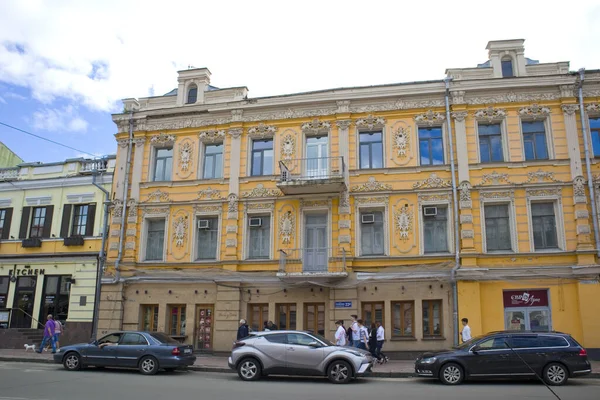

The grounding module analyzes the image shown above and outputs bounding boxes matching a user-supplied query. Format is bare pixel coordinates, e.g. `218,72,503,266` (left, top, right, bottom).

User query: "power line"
0,121,99,158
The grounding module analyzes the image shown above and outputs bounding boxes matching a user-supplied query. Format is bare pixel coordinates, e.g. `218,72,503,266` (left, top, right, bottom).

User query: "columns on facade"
225,126,242,260
562,104,583,179
336,117,352,254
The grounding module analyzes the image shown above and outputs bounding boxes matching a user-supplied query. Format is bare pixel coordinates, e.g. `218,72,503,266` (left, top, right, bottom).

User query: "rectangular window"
276,303,297,330
251,140,273,176
71,205,89,236
359,132,383,169
0,208,11,240
248,303,268,332
501,59,514,78
591,118,600,157
531,202,558,250
478,123,504,162
141,305,159,331
248,215,270,259
196,217,219,260
203,144,223,179
0,276,10,309
392,301,414,337
423,206,448,253
29,207,47,238
484,204,512,251
362,302,384,327
522,121,548,160
360,211,384,255
422,300,443,337
304,303,325,335
153,147,173,181
145,219,165,261
419,127,444,166
168,305,186,336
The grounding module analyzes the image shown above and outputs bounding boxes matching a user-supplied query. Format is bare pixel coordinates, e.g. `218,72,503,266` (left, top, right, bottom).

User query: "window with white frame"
418,127,444,166
145,219,165,261
248,215,270,259
196,216,219,260
359,132,383,169
251,139,273,176
478,123,504,163
153,147,173,181
484,204,512,251
423,205,449,253
522,121,549,161
360,211,384,256
590,118,600,157
531,202,558,250
203,144,223,179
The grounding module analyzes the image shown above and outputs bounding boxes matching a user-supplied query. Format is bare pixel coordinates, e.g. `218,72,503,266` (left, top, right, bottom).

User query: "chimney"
176,67,212,106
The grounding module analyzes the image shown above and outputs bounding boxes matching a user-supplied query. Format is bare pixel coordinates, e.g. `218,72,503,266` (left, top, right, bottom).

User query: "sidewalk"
0,349,597,379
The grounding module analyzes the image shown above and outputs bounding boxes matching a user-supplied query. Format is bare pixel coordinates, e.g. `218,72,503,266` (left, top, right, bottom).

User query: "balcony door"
304,214,328,272
305,136,328,178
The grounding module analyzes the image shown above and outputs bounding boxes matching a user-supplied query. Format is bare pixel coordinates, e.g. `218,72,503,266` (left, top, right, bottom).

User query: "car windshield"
310,333,335,346
454,335,486,350
148,332,180,344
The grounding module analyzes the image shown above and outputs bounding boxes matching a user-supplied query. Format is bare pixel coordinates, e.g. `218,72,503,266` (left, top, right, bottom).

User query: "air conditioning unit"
361,214,375,224
198,219,210,229
423,206,438,217
249,217,262,227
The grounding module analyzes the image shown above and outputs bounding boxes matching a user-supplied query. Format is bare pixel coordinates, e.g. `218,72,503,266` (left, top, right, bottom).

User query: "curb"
1,357,598,380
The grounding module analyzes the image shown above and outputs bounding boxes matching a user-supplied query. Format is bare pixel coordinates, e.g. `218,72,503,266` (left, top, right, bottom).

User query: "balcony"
79,159,109,174
277,157,346,195
0,168,19,182
277,247,348,282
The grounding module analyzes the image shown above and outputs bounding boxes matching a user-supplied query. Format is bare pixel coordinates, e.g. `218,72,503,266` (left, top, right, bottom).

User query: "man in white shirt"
461,318,472,342
375,321,388,363
350,315,360,347
334,320,346,346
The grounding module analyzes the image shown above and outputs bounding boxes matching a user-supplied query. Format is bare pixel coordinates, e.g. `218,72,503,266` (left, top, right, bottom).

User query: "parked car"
53,331,196,375
415,331,592,386
228,330,374,384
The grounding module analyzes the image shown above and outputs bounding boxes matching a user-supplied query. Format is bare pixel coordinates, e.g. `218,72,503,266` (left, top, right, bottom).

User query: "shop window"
478,123,504,162
422,300,443,337
10,277,37,328
168,305,186,336
248,303,268,332
141,304,159,331
522,121,548,161
359,132,383,169
0,208,13,240
423,205,449,253
360,211,384,256
39,275,70,324
419,127,444,165
196,216,219,260
484,204,512,251
276,303,297,331
153,147,173,181
251,139,273,176
392,301,414,337
0,276,8,309
203,143,223,179
145,219,165,261
590,118,600,157
304,303,325,335
248,215,270,259
362,301,384,328
531,202,558,250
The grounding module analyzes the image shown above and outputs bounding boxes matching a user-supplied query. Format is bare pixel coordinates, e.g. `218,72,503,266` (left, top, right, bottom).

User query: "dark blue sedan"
53,331,196,375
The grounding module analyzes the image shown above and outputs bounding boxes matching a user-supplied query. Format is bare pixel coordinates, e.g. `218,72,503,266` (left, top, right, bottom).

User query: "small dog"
24,344,36,352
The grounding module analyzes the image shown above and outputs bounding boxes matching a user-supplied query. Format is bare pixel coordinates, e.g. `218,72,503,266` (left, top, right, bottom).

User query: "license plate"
184,348,192,354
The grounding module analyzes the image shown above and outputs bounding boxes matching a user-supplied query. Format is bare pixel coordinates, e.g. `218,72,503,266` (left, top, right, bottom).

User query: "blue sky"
1,0,599,164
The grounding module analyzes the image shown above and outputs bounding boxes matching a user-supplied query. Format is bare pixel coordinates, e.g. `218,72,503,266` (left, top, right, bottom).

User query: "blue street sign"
334,301,352,308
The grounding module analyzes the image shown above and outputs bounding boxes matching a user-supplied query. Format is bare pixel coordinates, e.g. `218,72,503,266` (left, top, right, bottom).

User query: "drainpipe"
577,68,600,257
91,166,110,341
444,77,461,347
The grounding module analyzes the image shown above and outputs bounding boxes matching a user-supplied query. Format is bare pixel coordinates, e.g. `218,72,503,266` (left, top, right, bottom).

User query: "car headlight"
421,357,437,364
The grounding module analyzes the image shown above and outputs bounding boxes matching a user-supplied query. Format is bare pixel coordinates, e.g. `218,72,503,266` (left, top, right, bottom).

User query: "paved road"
0,362,598,400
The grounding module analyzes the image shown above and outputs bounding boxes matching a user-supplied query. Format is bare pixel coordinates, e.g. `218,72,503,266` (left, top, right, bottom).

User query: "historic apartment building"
0,156,115,347
99,39,600,356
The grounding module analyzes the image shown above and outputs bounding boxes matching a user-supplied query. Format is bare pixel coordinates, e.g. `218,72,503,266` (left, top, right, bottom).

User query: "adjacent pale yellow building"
99,39,600,358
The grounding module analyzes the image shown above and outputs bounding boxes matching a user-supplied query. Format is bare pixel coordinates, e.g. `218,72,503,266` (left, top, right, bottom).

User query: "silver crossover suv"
228,330,374,384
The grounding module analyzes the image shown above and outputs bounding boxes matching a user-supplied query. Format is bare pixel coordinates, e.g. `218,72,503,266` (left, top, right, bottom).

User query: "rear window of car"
149,332,180,344
538,336,569,348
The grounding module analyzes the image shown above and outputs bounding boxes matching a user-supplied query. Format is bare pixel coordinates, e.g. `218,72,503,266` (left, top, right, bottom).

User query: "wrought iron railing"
278,247,347,274
7,308,45,329
279,156,345,182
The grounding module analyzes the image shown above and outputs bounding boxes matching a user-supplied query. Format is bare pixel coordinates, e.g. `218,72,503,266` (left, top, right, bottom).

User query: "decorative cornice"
301,119,331,134
561,104,579,116
337,100,350,113
526,187,562,198
354,196,388,205
150,133,175,147
246,202,275,211
451,111,468,122
350,99,444,113
414,110,445,126
474,106,507,122
242,183,282,198
194,204,222,214
587,103,600,116
479,171,515,185
525,169,561,184
336,120,352,130
231,109,243,122
133,137,147,147
228,128,242,139
247,123,277,139
412,173,451,189
117,139,129,148
466,92,559,105
418,193,450,202
198,187,223,199
451,91,465,104
300,199,330,208
479,190,514,200
198,129,225,144
146,189,170,202
141,206,169,216
355,115,386,131
350,176,392,192
518,104,551,120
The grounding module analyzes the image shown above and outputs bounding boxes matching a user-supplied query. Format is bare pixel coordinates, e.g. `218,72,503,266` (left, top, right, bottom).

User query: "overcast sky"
1,0,599,162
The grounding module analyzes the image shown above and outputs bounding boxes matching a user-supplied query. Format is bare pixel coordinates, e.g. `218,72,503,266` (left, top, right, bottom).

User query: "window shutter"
1,208,13,240
85,203,96,237
19,207,31,239
60,204,72,238
42,205,54,238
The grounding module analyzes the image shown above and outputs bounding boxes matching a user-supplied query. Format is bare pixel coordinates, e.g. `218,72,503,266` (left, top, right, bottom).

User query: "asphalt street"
0,362,598,400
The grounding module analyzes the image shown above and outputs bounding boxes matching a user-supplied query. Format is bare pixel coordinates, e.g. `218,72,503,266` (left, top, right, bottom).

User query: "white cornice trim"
0,198,11,208
0,174,112,192
66,192,96,203
25,196,52,206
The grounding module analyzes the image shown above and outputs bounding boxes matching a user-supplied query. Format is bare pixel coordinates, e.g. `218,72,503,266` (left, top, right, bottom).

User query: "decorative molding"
66,192,95,203
394,205,413,242
519,104,551,120
231,109,243,122
280,132,296,161
109,242,118,250
577,225,591,235
146,189,170,202
339,220,351,229
126,228,136,237
560,85,575,98
413,173,451,189
586,103,600,116
117,139,129,148
461,230,474,239
110,199,123,218
142,206,169,216
198,129,225,144
561,104,579,116
354,196,388,205
150,133,175,147
573,176,587,204
351,176,392,192
125,241,135,250
576,210,589,219
172,215,188,248
193,204,222,214
279,210,295,244
198,187,223,200
226,225,238,234
178,140,193,172
392,127,410,157
242,184,282,198
227,193,238,214
133,137,146,147
414,110,445,126
355,115,386,130
226,238,237,248
526,169,561,184
339,235,351,244
247,123,277,139
300,199,330,208
245,108,337,123
526,187,562,198
474,106,507,122
0,198,11,207
451,91,465,104
466,92,559,105
228,128,243,139
460,214,473,224
110,230,119,237
337,100,350,113
350,99,444,113
339,190,350,214
25,196,52,206
458,181,472,209
127,199,138,218
479,191,514,200
246,202,275,211
418,193,450,202
451,111,468,122
301,119,331,134
479,171,515,185
336,120,352,130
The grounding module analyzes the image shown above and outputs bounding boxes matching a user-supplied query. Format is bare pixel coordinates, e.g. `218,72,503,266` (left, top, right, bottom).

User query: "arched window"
501,57,514,78
186,84,198,104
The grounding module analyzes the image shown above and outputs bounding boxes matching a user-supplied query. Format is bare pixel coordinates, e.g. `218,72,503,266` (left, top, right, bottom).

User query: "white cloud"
0,0,599,114
0,96,5,104
4,92,27,101
31,105,88,133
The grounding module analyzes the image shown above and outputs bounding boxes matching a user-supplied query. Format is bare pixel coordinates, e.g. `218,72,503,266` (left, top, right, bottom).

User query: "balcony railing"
80,159,108,174
278,247,347,277
277,157,346,194
0,168,19,182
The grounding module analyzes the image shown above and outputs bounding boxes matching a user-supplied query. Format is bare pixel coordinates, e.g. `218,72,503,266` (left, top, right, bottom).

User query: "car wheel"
543,363,568,386
139,356,159,375
327,360,352,384
63,352,82,371
237,358,261,381
440,363,464,385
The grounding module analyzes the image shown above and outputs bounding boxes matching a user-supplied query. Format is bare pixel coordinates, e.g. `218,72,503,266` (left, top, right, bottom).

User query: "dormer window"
186,84,198,104
501,57,514,78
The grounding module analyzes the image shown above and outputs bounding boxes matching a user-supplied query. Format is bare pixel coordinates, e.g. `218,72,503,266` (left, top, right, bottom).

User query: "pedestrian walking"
267,321,278,331
334,320,346,346
53,318,63,351
237,319,249,340
375,321,389,363
357,319,368,350
350,315,360,347
36,314,56,354
368,323,378,359
461,318,471,343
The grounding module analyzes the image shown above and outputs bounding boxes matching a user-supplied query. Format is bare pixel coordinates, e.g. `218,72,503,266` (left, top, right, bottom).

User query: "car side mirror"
308,341,321,348
471,345,481,353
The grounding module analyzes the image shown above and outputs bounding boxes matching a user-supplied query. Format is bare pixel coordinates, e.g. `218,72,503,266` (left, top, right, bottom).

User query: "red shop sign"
503,289,549,308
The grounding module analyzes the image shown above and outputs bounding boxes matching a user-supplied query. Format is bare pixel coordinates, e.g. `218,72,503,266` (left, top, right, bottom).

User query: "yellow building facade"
100,39,600,357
